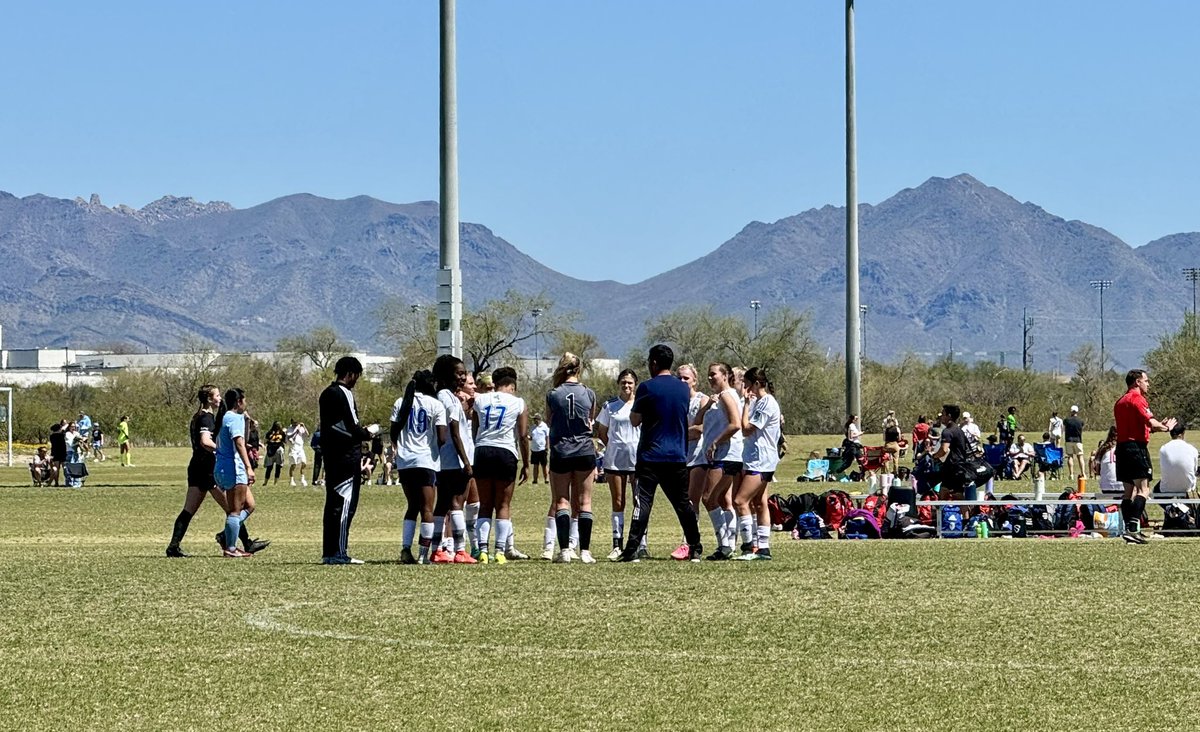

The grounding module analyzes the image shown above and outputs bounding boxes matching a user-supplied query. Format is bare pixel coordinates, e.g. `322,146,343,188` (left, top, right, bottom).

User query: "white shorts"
289,447,306,465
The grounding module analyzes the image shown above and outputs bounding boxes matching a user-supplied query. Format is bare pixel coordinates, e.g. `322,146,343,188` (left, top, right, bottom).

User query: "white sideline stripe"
245,603,1200,675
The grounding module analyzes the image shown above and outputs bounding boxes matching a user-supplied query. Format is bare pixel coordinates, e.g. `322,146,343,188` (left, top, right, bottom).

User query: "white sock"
544,516,556,549
419,522,434,559
465,502,480,549
708,508,725,546
450,510,467,553
738,514,755,549
612,512,624,544
496,519,513,553
402,519,416,549
639,535,648,550
476,517,492,553
506,526,516,551
570,518,579,550
723,510,737,549
756,524,771,551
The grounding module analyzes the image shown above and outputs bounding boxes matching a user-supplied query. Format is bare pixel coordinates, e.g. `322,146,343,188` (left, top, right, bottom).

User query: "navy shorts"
396,467,437,491
708,461,743,476
474,446,518,482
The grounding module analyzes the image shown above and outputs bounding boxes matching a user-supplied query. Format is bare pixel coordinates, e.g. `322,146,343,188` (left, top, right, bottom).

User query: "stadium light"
1089,279,1113,368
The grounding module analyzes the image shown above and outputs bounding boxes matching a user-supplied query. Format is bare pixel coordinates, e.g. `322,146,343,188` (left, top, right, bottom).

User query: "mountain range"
1,174,1197,368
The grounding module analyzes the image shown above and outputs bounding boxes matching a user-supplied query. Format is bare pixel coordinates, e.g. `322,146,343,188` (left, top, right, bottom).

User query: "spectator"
529,414,550,485
311,429,324,486
1063,405,1085,482
999,406,1018,447
76,412,93,457
117,415,133,467
1091,426,1120,495
245,416,261,469
29,447,52,486
1008,434,1035,479
48,423,67,486
929,404,973,500
1157,423,1197,497
1048,410,1064,447
91,423,105,462
286,419,310,487
912,416,930,455
961,411,982,444
882,413,901,475
263,421,286,484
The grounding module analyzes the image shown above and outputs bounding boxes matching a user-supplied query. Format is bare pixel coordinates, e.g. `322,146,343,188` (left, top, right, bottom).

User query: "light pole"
531,307,543,372
859,304,868,361
844,0,861,419
749,300,761,338
1089,279,1113,368
1183,268,1200,337
437,0,463,358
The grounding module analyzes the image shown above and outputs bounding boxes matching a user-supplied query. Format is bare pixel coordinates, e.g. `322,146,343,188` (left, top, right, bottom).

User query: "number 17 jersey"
474,391,526,458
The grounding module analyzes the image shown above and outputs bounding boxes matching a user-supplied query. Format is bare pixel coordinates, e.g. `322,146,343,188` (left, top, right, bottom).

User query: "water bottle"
978,520,989,539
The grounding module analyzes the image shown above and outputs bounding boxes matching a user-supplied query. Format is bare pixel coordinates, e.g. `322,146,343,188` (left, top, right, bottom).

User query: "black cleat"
215,531,226,551
244,538,271,554
1122,532,1147,545
688,546,704,563
615,550,640,563
165,545,188,558
705,548,733,561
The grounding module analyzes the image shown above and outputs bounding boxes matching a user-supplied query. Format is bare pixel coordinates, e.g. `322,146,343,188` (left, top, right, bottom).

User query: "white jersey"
437,389,474,470
530,421,550,452
596,397,639,472
1098,448,1120,493
701,389,743,463
744,394,782,473
686,392,706,467
389,393,447,471
474,391,526,458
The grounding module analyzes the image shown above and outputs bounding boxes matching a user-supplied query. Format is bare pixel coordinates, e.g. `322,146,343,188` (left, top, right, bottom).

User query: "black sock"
1121,498,1134,523
578,511,593,551
239,522,251,547
169,509,194,547
555,509,571,550
1132,496,1147,530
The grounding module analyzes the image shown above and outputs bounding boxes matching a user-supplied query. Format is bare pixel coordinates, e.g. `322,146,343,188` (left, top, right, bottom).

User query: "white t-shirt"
744,394,782,473
1009,442,1034,460
474,391,526,458
701,389,744,463
596,397,639,472
389,393,447,471
1049,416,1064,438
1159,439,1198,495
437,389,474,470
530,421,550,452
287,425,308,458
686,392,707,467
847,422,862,444
963,421,982,442
1098,448,1120,493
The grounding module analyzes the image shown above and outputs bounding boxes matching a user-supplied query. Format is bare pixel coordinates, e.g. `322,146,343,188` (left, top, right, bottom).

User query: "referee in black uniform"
319,356,378,564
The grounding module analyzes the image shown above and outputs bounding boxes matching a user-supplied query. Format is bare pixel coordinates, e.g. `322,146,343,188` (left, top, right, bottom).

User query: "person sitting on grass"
30,447,52,486
1008,433,1035,479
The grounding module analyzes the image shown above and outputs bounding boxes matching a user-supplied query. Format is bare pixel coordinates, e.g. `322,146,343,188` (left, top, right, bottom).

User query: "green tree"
277,326,351,371
1144,315,1200,422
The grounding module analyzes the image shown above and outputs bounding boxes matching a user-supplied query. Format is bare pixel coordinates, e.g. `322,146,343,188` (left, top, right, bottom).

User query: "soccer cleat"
290,478,297,487
417,554,431,565
244,538,271,554
688,546,704,563
579,550,596,564
345,557,365,564
553,549,572,563
223,547,253,558
214,531,227,550
478,551,490,565
670,543,691,561
733,551,759,561
615,551,640,563
301,477,308,487
431,549,453,564
635,546,651,561
452,550,478,564
541,545,555,561
1147,532,1167,541
165,545,188,558
505,546,530,560
755,548,773,560
322,555,364,565
606,546,623,561
1123,533,1147,545
493,552,508,565
706,548,733,561
399,547,418,565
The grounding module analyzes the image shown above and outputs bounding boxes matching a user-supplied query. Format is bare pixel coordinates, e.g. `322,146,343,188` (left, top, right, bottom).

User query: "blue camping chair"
983,443,1012,480
1034,443,1063,480
802,458,831,482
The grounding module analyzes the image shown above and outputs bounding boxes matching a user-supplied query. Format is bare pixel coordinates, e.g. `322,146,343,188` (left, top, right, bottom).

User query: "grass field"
4,437,1200,731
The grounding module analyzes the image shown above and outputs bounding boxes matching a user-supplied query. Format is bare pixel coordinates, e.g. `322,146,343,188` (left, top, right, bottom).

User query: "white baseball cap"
1070,405,1079,413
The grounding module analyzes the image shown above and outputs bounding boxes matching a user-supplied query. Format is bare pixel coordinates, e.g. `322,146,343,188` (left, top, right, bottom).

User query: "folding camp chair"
1034,443,1063,480
983,443,1012,480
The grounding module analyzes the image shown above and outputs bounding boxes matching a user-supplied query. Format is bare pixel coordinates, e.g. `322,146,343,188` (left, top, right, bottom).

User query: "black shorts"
474,446,518,482
708,461,743,476
605,468,634,477
743,470,775,482
531,450,548,466
550,454,595,474
437,468,470,496
187,458,215,489
1115,441,1152,483
396,467,437,491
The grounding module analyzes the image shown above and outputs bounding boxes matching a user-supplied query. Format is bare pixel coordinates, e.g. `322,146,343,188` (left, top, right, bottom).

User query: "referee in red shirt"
1113,369,1176,544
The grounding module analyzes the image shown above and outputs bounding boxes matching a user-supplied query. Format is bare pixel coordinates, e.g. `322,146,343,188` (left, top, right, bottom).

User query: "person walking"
616,344,703,563
1063,405,1086,481
213,389,255,558
319,357,380,565
1114,369,1176,543
117,415,134,467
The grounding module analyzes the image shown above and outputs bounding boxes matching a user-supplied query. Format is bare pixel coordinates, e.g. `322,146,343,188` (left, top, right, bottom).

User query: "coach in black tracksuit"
319,356,377,564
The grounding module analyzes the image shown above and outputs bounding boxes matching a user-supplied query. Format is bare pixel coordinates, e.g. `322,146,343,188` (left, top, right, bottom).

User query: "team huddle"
165,345,783,564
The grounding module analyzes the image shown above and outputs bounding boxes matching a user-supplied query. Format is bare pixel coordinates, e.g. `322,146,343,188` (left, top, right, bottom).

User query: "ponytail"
552,352,581,388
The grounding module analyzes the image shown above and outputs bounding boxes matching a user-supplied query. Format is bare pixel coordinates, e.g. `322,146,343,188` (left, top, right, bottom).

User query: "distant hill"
0,176,1195,367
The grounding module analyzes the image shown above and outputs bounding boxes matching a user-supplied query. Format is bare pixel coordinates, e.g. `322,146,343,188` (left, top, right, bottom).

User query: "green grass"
2,440,1197,731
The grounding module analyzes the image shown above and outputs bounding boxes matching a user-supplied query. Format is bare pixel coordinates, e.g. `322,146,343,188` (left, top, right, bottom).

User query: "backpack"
793,512,829,540
1030,504,1054,532
917,492,937,526
819,490,854,532
1162,503,1196,535
768,494,788,530
862,492,888,525
790,493,822,519
1053,491,1082,531
841,508,882,539
965,514,992,537
1007,505,1033,538
940,505,965,538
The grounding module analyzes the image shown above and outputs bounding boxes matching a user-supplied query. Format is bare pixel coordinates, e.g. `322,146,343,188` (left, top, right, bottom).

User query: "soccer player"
617,344,703,562
431,355,477,564
472,367,529,564
213,388,255,558
1114,369,1176,544
671,363,710,561
698,362,742,560
458,372,482,555
319,356,380,565
545,353,598,563
117,415,133,467
286,420,310,486
390,369,448,564
733,367,781,560
595,369,641,560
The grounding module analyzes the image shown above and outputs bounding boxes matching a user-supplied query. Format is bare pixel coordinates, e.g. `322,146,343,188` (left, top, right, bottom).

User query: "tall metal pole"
531,307,543,371
3,387,12,467
1183,267,1200,337
844,0,861,418
749,300,761,338
437,0,463,359
1090,279,1112,368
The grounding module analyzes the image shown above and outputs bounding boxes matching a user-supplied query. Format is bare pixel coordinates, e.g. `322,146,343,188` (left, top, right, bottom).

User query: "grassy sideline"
3,435,1200,730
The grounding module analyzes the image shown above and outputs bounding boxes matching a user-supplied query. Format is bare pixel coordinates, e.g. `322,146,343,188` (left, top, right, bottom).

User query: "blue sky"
2,1,1197,283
